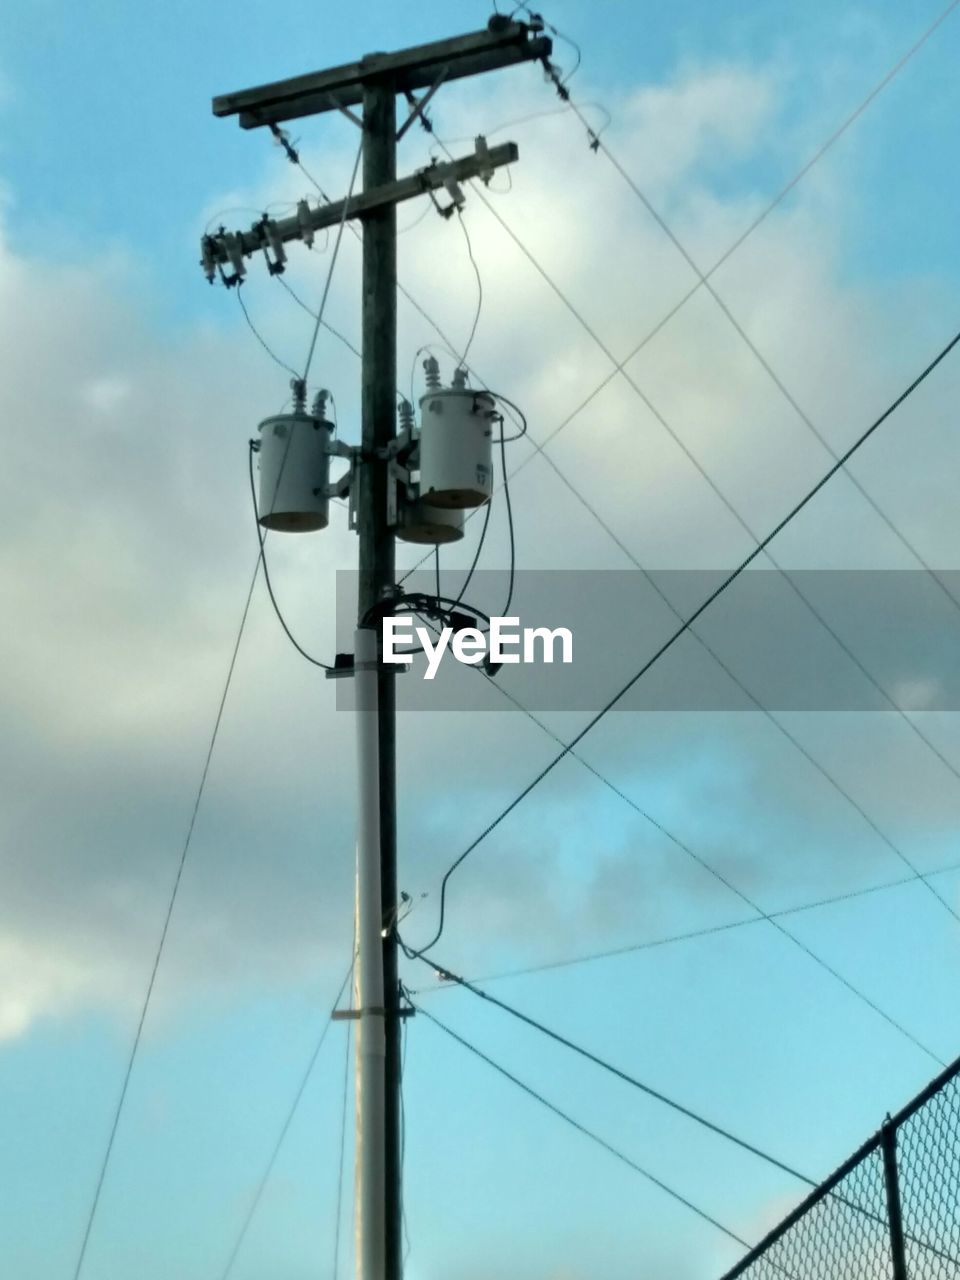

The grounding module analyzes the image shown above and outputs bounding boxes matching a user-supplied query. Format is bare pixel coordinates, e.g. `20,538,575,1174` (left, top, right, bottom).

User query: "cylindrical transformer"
256,412,332,532
417,387,495,508
397,498,465,545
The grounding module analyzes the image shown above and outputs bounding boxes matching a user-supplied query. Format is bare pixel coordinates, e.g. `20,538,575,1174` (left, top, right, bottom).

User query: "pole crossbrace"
200,140,518,282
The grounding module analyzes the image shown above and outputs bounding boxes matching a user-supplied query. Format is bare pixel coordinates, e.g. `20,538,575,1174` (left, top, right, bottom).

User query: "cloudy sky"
2,1,960,1277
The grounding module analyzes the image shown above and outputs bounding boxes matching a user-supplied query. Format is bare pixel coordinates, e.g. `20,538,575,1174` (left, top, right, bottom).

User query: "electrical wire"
511,1,583,85
237,284,301,379
456,208,483,366
406,613,947,1064
277,276,363,361
410,963,814,1183
499,430,516,616
470,0,960,488
302,139,363,383
247,442,334,671
521,27,960,923
534,9,960,631
398,328,960,961
414,993,951,1267
412,1000,750,1248
437,101,611,146
410,855,960,991
70,560,262,1280
430,127,960,927
219,960,354,1280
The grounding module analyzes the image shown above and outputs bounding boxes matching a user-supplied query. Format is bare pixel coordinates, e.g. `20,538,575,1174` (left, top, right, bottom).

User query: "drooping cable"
247,441,334,671
408,617,945,1063
70,562,261,1280
412,1000,750,1248
456,207,483,366
399,328,960,959
237,284,301,379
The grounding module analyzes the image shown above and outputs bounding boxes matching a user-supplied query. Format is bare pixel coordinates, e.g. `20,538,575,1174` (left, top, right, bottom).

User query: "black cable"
408,611,945,1064
410,960,815,1184
219,961,354,1280
499,431,516,616
237,284,300,379
412,1000,750,1248
539,11,960,633
521,44,960,924
490,392,528,442
449,495,493,610
71,561,261,1280
399,328,960,959
512,1,583,85
247,442,334,670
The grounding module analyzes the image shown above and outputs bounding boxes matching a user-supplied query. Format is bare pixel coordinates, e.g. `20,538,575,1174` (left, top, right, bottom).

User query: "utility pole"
207,17,551,1280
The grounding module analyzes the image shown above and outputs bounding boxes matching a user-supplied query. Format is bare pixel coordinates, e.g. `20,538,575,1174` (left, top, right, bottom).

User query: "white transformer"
418,377,495,509
256,410,333,532
397,498,465,545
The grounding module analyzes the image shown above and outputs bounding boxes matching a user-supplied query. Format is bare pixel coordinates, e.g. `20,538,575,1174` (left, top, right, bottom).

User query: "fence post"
881,1118,909,1280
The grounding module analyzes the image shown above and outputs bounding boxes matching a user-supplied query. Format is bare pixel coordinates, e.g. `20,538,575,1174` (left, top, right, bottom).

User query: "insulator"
398,399,415,433
423,356,442,392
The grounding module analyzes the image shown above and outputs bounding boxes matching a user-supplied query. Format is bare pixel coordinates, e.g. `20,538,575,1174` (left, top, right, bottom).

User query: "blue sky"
2,1,960,1278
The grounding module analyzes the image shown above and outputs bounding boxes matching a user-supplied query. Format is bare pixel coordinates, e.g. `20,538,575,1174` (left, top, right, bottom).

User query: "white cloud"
1,49,959,1041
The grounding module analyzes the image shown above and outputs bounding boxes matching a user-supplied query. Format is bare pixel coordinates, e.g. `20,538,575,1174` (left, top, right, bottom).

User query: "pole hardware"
200,139,519,282
210,18,549,1279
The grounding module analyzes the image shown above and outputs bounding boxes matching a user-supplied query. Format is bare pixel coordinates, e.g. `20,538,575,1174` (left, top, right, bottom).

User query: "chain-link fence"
719,1055,960,1280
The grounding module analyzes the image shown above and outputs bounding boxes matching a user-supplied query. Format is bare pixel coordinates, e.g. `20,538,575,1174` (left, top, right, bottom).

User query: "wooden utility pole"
209,18,550,1279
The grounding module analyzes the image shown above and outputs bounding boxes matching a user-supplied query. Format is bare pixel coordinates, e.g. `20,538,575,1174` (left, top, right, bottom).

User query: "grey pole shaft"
358,81,401,1280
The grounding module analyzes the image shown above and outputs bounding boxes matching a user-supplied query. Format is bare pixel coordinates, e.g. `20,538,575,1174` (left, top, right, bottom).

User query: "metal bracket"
200,140,518,279
326,93,364,129
397,65,449,141
386,459,413,528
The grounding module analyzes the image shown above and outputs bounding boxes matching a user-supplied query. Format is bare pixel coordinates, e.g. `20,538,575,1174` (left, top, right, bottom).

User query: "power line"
71,561,261,1280
219,961,354,1280
440,658,944,1064
490,0,960,482
237,284,301,379
530,22,960,926
301,139,363,383
399,327,960,961
412,1000,751,1248
410,855,960,991
410,961,815,1184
